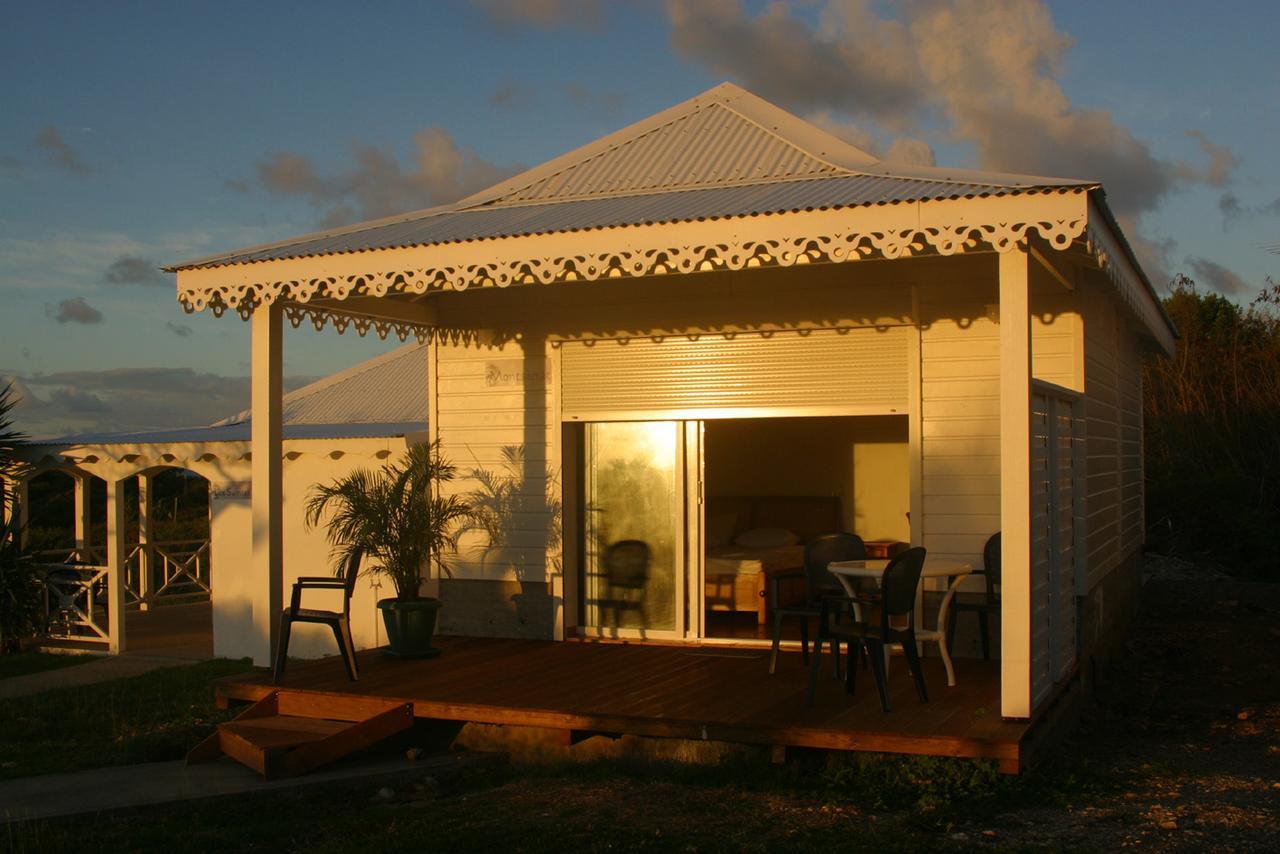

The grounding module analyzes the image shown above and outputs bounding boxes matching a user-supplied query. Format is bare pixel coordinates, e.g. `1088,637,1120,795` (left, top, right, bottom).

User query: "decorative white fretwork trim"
283,304,431,343
179,195,1092,333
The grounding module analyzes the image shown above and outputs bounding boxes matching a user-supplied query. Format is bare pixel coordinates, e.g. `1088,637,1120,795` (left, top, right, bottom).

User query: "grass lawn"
6,752,1100,854
0,651,96,680
0,657,252,780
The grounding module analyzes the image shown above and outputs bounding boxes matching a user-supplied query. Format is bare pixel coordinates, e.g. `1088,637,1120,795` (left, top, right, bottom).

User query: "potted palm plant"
305,441,471,658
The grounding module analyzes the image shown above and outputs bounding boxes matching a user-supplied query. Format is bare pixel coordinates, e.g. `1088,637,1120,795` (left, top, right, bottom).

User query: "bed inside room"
702,415,910,640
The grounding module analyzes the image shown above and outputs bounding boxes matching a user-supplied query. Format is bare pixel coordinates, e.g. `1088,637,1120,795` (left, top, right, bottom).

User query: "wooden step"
187,691,415,780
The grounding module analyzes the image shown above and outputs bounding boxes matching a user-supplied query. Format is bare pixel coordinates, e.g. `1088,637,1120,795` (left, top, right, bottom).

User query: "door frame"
573,419,690,642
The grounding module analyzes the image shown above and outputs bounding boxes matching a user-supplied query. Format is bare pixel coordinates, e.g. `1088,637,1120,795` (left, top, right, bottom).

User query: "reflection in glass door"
582,421,682,636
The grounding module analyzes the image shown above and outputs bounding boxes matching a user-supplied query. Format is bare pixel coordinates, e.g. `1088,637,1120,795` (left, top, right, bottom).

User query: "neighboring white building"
17,343,427,659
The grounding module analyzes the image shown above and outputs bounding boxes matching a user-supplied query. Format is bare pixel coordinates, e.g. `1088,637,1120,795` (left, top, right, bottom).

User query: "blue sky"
1,0,1276,436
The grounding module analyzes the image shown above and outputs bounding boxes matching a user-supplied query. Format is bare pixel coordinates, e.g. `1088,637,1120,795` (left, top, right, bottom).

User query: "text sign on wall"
485,359,549,389
211,482,252,501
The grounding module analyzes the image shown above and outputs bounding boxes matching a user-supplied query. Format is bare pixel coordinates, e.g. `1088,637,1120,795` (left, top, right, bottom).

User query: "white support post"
908,286,923,547
73,475,92,562
1000,247,1034,719
250,302,284,667
105,477,128,654
137,473,153,610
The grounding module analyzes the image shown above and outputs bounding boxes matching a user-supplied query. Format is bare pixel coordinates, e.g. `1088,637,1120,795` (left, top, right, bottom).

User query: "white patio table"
826,557,973,688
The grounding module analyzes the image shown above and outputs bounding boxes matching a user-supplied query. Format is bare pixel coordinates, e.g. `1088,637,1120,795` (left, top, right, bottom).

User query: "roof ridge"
715,100,848,175
478,98,848,207
476,106,708,206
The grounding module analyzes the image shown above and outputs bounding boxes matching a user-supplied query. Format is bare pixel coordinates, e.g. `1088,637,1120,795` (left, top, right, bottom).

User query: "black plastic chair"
768,533,866,674
598,540,650,629
273,547,363,683
805,546,929,711
946,532,1001,659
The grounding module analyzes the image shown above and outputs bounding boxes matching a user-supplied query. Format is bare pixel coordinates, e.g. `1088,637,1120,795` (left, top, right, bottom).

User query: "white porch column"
1000,246,1033,719
105,477,128,654
73,475,92,562
250,302,284,667
136,472,154,610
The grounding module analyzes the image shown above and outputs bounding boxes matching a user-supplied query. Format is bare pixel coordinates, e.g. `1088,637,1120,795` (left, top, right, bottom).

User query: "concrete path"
0,753,480,823
0,653,198,700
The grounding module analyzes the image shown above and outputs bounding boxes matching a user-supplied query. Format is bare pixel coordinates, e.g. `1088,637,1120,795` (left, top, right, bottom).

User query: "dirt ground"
965,570,1280,851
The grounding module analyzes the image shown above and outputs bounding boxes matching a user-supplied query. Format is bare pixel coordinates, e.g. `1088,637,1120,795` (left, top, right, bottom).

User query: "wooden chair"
768,533,865,674
946,532,1000,659
805,546,929,711
273,547,363,684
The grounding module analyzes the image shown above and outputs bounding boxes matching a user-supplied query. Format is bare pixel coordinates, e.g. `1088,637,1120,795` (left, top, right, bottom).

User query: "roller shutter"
560,326,910,419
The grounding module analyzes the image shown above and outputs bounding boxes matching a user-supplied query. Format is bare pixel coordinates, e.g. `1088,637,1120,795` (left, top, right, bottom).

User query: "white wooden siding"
1118,330,1145,557
919,291,1001,572
434,337,558,582
1081,282,1147,591
1032,309,1081,391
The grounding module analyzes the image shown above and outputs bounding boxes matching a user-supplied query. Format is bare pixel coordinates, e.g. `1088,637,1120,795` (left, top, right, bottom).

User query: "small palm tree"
304,442,472,600
1,382,30,512
0,382,39,652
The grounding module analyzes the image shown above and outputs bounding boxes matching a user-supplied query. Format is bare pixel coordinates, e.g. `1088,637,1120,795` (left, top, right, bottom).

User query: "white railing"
32,546,105,566
35,559,111,644
29,537,211,648
126,539,212,608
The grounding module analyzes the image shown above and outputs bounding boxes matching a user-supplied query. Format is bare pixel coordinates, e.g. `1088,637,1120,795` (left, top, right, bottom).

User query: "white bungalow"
16,344,427,660
152,83,1169,729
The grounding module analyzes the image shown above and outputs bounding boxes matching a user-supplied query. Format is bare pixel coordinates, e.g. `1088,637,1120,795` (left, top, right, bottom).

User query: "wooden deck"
215,637,1035,772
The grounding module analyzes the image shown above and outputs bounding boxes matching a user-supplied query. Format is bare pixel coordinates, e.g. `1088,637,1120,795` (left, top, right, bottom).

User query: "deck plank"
213,636,1028,766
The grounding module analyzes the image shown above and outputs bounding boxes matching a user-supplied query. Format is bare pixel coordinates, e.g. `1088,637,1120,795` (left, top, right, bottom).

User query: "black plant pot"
377,597,442,659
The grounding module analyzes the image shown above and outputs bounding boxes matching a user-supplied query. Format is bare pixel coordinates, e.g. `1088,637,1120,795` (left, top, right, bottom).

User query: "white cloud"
103,255,168,287
45,297,102,325
252,128,523,227
4,368,316,439
35,126,91,176
1186,257,1252,297
665,0,1236,221
0,225,278,294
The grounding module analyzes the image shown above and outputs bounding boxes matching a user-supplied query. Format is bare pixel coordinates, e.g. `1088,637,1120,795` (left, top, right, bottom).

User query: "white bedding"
705,545,805,577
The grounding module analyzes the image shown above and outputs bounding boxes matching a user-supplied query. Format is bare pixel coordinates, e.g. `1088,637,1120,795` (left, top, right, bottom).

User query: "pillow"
705,513,738,549
733,527,798,549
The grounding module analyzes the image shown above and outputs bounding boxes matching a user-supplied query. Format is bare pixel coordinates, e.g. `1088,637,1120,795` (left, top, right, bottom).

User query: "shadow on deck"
216,637,1038,772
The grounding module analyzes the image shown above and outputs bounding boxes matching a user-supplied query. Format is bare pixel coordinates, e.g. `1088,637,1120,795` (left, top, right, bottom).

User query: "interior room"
702,415,910,640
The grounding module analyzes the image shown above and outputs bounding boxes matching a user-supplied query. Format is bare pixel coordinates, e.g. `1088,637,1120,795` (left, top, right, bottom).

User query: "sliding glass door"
582,421,686,637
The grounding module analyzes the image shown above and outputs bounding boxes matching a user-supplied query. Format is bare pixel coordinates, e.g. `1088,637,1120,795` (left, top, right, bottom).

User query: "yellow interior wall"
704,415,909,542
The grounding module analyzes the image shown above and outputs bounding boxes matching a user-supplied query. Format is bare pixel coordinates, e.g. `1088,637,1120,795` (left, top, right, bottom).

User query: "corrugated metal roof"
502,101,841,203
28,421,427,448
176,174,1088,268
169,83,1095,272
215,342,427,427
30,344,428,447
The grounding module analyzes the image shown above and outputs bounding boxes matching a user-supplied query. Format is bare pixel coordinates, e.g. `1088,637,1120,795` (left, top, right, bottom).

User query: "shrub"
1144,277,1280,577
0,516,46,653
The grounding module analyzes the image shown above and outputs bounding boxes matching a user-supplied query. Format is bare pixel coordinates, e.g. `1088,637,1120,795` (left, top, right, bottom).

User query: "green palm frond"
304,441,473,600
0,383,31,507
